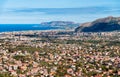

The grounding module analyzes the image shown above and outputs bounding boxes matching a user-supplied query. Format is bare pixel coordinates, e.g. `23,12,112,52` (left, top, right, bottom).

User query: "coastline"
0,23,77,34
0,29,74,34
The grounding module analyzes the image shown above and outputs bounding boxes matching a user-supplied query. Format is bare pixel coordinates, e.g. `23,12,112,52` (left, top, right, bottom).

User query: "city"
0,31,120,77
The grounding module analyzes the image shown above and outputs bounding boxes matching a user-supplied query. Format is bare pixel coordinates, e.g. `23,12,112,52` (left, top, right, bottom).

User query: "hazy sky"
0,0,120,24
3,0,119,8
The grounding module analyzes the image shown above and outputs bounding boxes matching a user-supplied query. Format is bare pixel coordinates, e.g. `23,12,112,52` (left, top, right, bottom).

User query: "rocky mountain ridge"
75,16,120,32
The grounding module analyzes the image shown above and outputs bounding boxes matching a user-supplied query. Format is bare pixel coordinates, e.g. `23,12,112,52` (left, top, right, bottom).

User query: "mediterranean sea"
0,24,62,32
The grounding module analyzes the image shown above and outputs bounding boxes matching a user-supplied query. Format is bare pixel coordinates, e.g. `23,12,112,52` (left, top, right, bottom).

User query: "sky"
0,0,120,24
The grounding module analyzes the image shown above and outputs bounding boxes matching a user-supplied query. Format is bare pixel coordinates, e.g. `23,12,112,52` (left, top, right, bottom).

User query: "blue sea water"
0,24,62,32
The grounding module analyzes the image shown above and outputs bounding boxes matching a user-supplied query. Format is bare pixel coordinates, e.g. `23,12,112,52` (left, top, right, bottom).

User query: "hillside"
41,21,79,30
75,16,120,32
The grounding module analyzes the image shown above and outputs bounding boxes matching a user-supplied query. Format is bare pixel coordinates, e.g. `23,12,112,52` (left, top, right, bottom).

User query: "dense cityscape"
0,30,120,77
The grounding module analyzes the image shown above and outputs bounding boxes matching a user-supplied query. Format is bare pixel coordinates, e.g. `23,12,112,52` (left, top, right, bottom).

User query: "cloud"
0,6,120,24
9,6,112,15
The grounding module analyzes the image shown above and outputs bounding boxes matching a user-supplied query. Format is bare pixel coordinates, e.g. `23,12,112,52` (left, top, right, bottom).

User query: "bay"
0,24,62,32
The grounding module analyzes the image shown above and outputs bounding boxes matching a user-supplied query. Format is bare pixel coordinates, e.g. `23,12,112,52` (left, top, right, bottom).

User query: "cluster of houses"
0,31,120,77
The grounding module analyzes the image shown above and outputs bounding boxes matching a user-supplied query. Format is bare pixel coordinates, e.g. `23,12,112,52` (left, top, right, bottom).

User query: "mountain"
41,21,79,30
41,21,75,26
75,16,120,32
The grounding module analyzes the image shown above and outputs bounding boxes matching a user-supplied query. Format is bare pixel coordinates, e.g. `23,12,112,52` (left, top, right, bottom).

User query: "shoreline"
0,29,74,34
1,29,120,34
